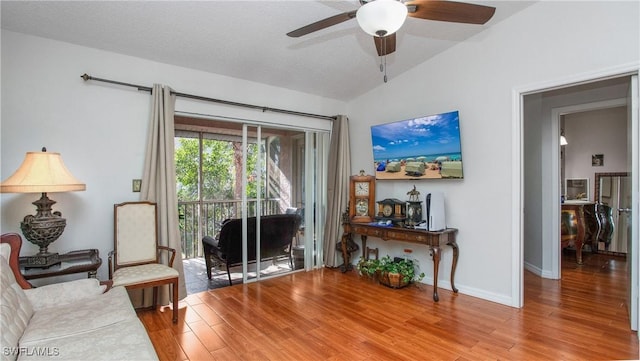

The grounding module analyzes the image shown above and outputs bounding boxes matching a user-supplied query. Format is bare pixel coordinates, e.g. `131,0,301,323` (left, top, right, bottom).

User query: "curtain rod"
80,73,337,121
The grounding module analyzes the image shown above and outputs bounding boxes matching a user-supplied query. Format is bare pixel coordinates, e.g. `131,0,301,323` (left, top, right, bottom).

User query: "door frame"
512,64,639,318
628,74,639,331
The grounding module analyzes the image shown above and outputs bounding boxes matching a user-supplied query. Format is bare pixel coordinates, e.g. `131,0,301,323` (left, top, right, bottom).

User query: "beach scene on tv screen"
371,110,463,180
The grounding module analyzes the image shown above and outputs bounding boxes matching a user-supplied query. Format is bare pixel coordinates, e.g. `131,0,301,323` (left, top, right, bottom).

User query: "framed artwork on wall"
566,178,589,201
592,154,604,166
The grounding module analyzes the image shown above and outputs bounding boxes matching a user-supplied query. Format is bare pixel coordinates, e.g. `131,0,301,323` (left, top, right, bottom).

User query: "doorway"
549,98,629,279
519,72,639,331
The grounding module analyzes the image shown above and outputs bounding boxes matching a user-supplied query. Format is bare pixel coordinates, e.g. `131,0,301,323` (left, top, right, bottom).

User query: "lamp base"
20,192,66,269
22,252,61,269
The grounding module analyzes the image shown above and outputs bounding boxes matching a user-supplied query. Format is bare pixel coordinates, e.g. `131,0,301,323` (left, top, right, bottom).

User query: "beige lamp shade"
1,151,86,193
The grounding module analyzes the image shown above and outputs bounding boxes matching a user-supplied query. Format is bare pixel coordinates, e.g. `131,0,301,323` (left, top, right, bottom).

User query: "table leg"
360,235,368,259
431,246,441,302
448,239,459,294
172,279,179,324
575,205,585,265
575,241,584,265
340,233,350,273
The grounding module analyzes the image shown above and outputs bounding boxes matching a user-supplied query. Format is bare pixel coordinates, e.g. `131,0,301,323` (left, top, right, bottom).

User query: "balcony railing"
178,199,282,259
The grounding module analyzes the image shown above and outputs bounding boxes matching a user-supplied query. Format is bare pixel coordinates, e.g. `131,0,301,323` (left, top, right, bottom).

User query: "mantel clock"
376,198,407,225
349,170,376,223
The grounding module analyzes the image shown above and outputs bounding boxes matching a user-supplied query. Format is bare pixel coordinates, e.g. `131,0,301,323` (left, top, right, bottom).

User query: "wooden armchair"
109,201,179,323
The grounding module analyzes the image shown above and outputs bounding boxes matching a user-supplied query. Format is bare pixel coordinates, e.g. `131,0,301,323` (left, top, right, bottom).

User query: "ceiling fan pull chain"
380,35,387,83
379,34,384,73
383,52,388,83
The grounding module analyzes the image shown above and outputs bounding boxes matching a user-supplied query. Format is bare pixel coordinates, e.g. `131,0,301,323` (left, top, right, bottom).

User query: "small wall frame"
565,178,589,201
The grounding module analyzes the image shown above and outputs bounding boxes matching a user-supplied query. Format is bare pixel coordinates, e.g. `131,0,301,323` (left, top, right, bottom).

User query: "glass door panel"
242,124,261,282
241,124,313,283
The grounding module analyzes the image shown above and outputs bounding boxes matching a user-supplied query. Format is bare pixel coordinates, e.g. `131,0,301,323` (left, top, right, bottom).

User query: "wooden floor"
138,252,639,360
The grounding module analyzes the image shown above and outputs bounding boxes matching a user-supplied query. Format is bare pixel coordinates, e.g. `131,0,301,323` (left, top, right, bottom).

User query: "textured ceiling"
1,1,534,101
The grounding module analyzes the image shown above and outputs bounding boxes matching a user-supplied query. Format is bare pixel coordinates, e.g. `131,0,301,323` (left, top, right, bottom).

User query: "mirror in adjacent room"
594,172,630,254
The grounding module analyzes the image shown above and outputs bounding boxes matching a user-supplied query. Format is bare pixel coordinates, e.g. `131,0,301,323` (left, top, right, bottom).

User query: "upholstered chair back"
114,202,158,267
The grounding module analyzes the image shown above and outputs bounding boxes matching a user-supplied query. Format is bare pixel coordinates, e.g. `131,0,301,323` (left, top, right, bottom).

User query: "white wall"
523,93,544,275
564,106,628,195
0,30,346,282
347,1,639,306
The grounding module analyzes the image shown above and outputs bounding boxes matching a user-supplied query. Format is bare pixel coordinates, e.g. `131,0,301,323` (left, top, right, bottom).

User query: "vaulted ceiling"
1,1,534,101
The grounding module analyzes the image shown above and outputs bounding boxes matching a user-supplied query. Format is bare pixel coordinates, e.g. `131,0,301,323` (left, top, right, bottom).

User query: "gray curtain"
139,84,187,304
323,115,351,267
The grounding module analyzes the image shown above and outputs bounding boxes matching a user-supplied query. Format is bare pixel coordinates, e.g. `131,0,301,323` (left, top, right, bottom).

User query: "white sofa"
0,234,158,361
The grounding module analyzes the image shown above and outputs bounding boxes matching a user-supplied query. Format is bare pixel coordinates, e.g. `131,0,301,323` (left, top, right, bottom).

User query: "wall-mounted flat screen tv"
371,110,463,180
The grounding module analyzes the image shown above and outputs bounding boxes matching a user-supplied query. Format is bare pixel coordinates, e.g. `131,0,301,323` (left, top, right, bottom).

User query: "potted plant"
356,257,380,281
376,255,425,289
356,255,425,288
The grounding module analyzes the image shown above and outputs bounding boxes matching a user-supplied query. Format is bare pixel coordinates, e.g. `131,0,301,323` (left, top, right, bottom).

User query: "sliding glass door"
176,115,328,286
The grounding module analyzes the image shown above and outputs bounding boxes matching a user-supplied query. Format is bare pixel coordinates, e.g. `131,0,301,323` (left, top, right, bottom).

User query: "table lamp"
1,147,86,267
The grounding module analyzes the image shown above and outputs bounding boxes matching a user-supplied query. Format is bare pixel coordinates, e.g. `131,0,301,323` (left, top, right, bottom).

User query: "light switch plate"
132,179,142,192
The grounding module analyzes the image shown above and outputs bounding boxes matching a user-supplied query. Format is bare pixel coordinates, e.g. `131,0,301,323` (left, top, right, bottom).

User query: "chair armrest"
158,245,177,267
100,279,113,292
24,278,107,311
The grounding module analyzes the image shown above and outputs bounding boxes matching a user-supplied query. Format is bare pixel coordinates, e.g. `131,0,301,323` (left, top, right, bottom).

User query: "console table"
344,222,458,301
20,249,102,280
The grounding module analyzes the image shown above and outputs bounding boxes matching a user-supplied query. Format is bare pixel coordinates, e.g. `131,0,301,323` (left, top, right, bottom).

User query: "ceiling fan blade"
374,33,396,56
287,10,358,37
406,0,496,25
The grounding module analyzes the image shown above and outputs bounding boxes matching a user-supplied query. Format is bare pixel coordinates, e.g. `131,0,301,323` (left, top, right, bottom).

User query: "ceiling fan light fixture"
356,0,408,37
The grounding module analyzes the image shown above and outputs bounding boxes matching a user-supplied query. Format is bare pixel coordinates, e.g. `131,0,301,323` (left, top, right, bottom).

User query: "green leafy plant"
356,255,425,285
356,257,380,279
377,255,425,284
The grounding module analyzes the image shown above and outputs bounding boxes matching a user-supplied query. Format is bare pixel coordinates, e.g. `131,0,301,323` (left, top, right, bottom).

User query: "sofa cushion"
17,318,158,361
112,263,179,287
23,278,106,311
0,255,33,361
20,286,135,345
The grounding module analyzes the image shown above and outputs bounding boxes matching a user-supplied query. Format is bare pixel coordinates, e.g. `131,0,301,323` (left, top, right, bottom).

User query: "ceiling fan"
287,0,496,58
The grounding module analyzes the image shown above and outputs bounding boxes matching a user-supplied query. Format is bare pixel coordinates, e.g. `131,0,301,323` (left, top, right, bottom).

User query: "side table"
20,249,102,280
345,222,459,302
